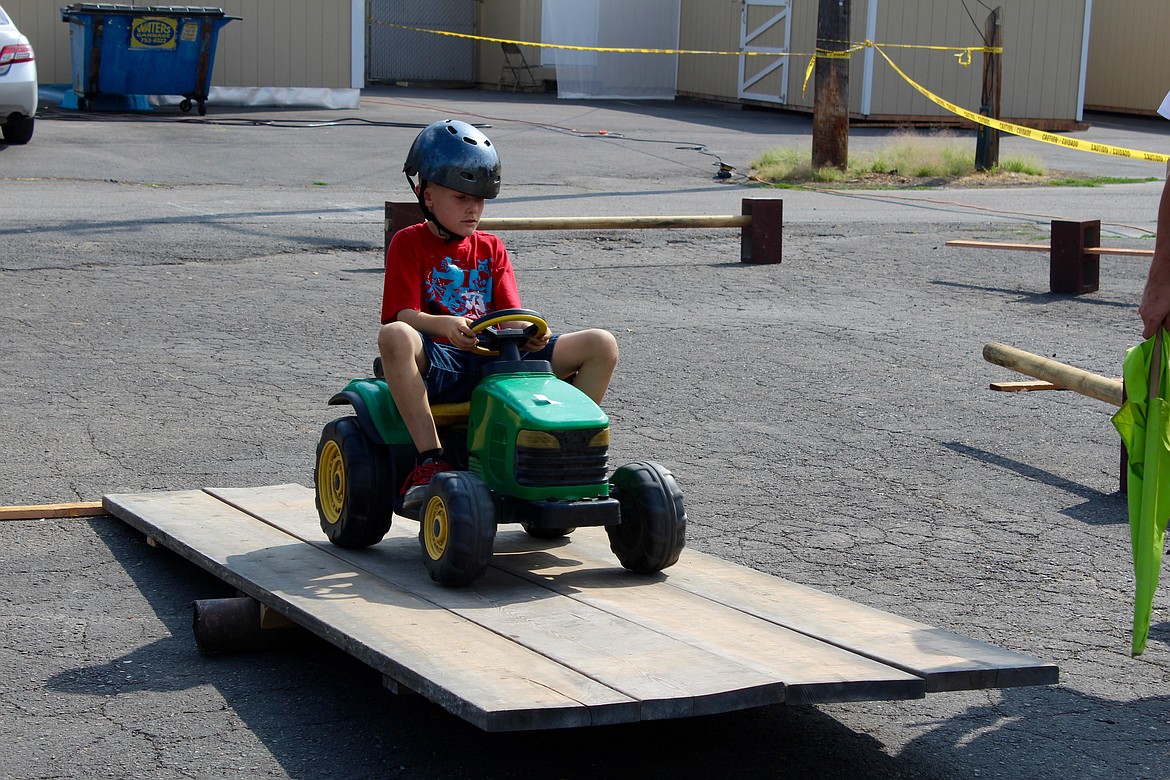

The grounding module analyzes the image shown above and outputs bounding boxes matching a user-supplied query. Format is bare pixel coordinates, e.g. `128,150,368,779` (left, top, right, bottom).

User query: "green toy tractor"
313,309,686,586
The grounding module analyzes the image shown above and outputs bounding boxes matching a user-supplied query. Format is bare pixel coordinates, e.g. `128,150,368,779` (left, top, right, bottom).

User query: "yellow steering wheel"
469,308,550,357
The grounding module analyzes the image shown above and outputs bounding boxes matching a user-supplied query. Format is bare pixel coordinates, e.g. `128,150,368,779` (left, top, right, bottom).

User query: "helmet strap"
407,175,462,244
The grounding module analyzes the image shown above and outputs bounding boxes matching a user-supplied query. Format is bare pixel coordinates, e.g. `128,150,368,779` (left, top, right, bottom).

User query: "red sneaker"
401,459,451,510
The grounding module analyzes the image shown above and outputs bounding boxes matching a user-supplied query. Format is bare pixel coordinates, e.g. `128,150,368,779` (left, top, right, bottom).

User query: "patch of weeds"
748,130,1149,188
1040,175,1160,187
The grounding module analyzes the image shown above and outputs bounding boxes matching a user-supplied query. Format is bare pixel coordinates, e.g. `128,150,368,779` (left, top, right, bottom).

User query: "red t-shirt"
381,222,522,325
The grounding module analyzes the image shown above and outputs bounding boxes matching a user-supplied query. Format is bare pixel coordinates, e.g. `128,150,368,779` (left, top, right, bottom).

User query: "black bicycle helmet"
404,119,501,199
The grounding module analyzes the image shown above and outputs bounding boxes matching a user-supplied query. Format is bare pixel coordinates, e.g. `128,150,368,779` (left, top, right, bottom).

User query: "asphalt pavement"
2,86,1170,779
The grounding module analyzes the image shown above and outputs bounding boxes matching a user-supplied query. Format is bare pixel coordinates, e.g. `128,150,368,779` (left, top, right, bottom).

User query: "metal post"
741,198,783,264
1050,219,1100,294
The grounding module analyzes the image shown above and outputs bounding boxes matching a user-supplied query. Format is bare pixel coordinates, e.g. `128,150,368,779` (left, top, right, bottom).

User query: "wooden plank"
486,538,925,706
1081,247,1152,258
641,551,1058,693
210,485,927,709
990,380,1065,392
103,490,640,732
213,485,1054,694
206,486,799,719
0,501,105,520
946,239,1051,252
946,240,1152,259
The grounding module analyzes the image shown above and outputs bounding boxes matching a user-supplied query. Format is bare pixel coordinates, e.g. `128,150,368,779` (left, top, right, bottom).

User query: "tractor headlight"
517,429,560,449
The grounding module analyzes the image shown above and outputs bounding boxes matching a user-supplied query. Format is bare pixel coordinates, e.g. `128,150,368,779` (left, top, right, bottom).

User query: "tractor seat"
431,402,470,426
373,356,470,426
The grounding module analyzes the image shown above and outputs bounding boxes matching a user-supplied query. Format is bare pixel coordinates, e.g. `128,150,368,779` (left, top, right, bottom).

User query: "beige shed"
6,0,1101,127
479,1,1091,128
1084,0,1170,115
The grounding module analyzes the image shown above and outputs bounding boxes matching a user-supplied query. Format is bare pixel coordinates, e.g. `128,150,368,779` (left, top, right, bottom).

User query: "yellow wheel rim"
422,496,449,560
318,439,345,525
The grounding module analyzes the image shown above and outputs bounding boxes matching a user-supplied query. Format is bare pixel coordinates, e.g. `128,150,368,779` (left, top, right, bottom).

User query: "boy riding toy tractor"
313,309,687,586
314,119,685,586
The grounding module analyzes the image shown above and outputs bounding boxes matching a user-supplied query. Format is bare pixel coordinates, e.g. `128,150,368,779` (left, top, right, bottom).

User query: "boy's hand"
521,326,552,353
444,316,478,350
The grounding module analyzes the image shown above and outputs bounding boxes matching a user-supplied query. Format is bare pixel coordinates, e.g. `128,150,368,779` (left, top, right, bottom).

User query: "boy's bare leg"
377,321,441,452
549,328,619,404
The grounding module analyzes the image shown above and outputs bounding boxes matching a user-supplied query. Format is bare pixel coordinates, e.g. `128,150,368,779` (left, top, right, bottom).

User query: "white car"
0,3,36,144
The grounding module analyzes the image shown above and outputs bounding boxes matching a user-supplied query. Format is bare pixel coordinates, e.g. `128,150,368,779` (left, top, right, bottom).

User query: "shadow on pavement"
943,442,1125,525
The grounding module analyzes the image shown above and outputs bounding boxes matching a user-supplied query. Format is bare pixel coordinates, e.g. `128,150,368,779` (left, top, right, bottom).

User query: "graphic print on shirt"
425,255,493,319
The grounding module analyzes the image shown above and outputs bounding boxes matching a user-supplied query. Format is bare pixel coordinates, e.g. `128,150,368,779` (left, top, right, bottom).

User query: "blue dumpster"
61,4,238,115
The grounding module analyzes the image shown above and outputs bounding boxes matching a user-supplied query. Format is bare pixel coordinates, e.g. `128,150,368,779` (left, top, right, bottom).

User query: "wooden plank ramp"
103,484,1057,731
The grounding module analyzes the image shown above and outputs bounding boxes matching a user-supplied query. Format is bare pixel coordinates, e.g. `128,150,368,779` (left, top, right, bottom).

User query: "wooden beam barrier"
982,342,1122,406
946,219,1153,295
384,197,783,265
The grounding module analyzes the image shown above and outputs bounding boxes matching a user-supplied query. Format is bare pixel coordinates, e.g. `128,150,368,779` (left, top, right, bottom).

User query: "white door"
739,0,792,104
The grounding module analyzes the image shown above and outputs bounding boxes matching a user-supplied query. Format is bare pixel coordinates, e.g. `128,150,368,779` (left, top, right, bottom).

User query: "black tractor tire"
419,471,497,586
520,523,576,540
315,416,394,548
607,461,687,574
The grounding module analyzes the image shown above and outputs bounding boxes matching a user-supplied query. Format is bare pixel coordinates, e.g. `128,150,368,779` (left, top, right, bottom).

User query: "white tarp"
540,0,680,100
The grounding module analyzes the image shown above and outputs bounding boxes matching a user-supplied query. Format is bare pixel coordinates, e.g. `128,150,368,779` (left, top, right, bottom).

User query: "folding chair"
498,42,540,92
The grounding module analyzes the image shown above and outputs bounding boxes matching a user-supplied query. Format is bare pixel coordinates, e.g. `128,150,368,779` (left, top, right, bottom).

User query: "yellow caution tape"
374,20,1168,164
871,44,1170,163
371,20,995,60
372,20,762,55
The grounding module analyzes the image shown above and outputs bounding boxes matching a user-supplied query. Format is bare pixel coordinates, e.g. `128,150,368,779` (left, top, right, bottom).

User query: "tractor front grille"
515,427,609,487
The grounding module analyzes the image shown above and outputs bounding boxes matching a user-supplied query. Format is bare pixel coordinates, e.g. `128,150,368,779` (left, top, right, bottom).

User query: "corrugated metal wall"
7,0,353,88
847,0,983,118
214,0,352,88
677,1,748,102
1084,0,1170,115
475,0,550,89
4,0,73,80
672,0,1088,124
8,0,1111,121
792,0,1087,123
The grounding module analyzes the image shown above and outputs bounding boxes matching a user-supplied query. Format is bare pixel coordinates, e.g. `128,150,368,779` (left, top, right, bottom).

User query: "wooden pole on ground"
192,597,306,654
812,0,850,171
0,501,105,521
478,215,751,231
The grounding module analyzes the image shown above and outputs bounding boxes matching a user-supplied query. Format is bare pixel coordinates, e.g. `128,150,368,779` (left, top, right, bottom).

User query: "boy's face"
422,182,485,239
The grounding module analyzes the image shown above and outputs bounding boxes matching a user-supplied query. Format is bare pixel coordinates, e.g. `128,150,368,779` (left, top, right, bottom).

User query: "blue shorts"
422,334,559,404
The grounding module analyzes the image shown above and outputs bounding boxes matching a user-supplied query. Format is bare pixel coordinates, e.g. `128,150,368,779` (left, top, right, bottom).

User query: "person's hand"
1139,299,1170,340
1140,263,1170,339
443,316,478,350
524,327,554,353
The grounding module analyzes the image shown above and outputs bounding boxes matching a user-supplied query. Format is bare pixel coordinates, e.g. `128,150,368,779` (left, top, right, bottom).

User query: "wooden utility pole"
974,7,1003,171
812,0,851,171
